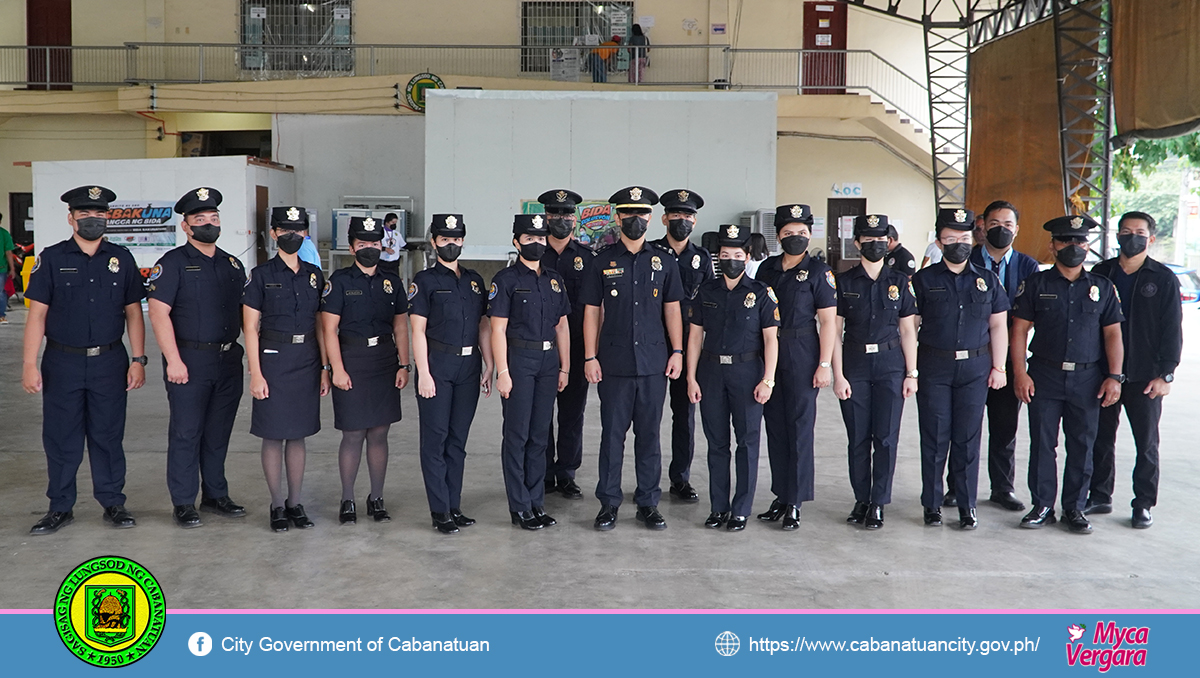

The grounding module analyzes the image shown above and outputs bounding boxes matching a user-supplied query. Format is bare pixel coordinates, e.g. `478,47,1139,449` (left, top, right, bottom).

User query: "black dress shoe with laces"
285,504,313,529
959,507,978,530
1063,509,1093,534
558,478,583,500
339,500,357,524
103,505,136,529
988,491,1026,512
30,510,73,535
1131,507,1153,529
669,482,699,503
269,506,289,532
531,506,557,527
450,508,476,527
1083,498,1113,515
594,505,618,531
200,496,246,517
431,512,459,534
366,496,391,522
635,505,667,530
757,499,786,522
1019,506,1056,529
864,503,884,530
726,515,747,531
173,504,202,528
781,505,801,530
704,511,729,529
847,501,869,524
923,507,942,526
511,510,544,530
942,491,958,507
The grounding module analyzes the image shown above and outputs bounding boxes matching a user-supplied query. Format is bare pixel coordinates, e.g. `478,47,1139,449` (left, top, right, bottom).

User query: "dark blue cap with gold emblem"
775,203,813,227
348,216,384,242
1044,214,1099,238
513,213,551,236
270,206,309,229
174,187,222,215
660,189,704,214
853,214,890,237
61,185,116,210
717,223,750,248
537,189,583,215
936,207,975,232
609,186,659,214
430,213,466,238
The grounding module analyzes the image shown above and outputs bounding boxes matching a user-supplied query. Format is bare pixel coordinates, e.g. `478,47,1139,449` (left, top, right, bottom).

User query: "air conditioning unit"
739,209,777,252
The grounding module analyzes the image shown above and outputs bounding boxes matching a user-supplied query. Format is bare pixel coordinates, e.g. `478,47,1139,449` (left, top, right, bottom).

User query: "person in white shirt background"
379,212,406,277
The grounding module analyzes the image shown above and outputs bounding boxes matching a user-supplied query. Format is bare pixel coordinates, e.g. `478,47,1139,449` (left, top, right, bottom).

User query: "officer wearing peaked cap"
147,187,248,528
25,186,147,535
1011,215,1124,534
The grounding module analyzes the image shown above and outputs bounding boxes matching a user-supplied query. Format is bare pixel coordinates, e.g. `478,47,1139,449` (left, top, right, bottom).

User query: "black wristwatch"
131,355,148,366
399,364,412,372
672,349,683,355
1162,373,1175,384
1107,373,1126,384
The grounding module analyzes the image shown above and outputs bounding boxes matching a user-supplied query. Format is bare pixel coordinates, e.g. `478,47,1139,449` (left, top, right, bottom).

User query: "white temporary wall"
425,89,778,259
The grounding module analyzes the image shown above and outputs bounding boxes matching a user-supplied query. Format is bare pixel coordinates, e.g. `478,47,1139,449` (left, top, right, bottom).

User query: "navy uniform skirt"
250,339,321,440
332,338,402,431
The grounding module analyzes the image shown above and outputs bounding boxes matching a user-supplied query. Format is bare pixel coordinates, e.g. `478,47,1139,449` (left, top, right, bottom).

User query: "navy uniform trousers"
947,358,1020,497
417,352,482,514
917,354,989,508
839,348,905,505
596,374,668,508
699,358,763,517
501,347,559,512
42,346,130,512
545,320,588,482
667,326,697,486
165,345,244,505
1090,383,1161,509
1026,361,1103,511
762,333,819,505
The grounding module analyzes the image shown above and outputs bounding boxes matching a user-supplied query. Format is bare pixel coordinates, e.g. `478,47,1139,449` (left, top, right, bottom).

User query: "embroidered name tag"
843,292,860,298
345,290,363,296
702,301,718,308
515,288,532,294
185,266,203,272
265,283,283,289
928,286,946,292
59,267,78,273
1039,294,1058,299
434,290,452,294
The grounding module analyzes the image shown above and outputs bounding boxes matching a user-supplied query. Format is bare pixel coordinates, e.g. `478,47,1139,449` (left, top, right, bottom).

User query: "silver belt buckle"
460,346,473,356
865,343,879,354
1062,362,1076,371
292,334,305,344
221,343,232,352
955,350,969,360
542,341,553,351
719,355,733,365
86,346,101,357
367,336,379,347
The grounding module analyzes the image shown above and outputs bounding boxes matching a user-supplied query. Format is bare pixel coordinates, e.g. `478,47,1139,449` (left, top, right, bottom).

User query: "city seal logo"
55,556,165,667
405,72,446,113
408,283,419,300
196,187,209,202
322,281,332,298
826,270,837,289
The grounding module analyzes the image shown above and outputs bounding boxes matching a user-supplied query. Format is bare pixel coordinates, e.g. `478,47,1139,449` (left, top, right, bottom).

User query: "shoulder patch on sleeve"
489,282,498,300
407,282,419,300
825,270,836,289
908,281,915,298
766,286,778,303
149,264,163,281
322,280,332,298
907,258,915,269
1016,280,1026,297
31,255,41,274
244,270,252,287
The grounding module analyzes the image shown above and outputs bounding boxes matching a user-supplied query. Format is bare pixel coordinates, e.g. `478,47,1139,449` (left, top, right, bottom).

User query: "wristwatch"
1107,373,1126,384
584,356,598,363
905,369,919,379
1163,373,1175,384
131,355,148,365
672,349,684,355
819,361,832,369
322,364,332,372
761,378,776,388
399,364,412,372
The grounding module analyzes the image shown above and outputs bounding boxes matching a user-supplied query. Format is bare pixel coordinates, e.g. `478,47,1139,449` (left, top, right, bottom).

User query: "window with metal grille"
240,0,353,72
521,1,634,72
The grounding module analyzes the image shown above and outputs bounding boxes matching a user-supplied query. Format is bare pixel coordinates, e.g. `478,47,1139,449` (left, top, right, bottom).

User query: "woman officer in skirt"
320,216,411,525
243,206,330,532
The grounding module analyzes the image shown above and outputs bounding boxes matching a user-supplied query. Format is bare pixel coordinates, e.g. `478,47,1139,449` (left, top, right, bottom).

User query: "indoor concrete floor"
2,302,1199,610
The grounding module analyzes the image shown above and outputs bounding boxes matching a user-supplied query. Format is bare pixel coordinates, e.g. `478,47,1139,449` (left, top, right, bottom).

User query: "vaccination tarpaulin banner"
521,199,619,250
104,201,177,262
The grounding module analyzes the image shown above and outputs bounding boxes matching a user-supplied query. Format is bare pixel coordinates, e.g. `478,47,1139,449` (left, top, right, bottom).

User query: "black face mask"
518,241,546,262
858,240,887,263
620,215,649,240
1055,243,1087,268
547,217,574,240
986,226,1015,249
1117,233,1148,258
354,246,382,267
667,218,694,242
276,231,304,255
780,235,810,256
719,258,746,279
436,243,462,262
75,217,107,241
190,224,221,244
942,242,972,265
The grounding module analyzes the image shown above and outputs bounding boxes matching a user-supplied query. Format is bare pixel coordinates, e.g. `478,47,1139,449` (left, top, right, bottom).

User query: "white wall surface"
424,89,778,258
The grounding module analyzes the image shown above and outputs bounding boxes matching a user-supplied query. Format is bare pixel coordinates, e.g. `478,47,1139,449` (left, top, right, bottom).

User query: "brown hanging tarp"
1113,0,1200,143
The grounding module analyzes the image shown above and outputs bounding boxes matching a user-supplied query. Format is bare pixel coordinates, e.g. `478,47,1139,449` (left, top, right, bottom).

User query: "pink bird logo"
1068,624,1086,642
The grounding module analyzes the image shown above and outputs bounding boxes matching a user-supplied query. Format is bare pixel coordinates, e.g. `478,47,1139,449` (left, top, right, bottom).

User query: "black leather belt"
46,339,122,357
339,333,394,348
260,330,316,345
919,345,989,361
845,338,900,354
701,350,761,365
178,339,236,352
508,338,556,351
1031,356,1098,372
428,338,476,356
779,326,817,339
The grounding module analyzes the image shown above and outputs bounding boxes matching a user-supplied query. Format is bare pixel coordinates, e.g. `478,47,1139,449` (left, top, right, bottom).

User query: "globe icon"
715,631,740,656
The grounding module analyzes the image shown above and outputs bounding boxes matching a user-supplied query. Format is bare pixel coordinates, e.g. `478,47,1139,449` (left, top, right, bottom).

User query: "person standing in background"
884,225,916,277
0,212,17,324
745,233,768,280
628,24,650,83
379,212,404,277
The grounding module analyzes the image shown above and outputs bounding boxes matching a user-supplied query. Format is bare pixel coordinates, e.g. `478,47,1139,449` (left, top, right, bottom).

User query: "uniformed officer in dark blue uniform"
832,214,918,530
538,188,591,500
1011,215,1124,534
410,213,492,534
321,215,410,526
242,206,330,533
147,187,247,529
754,204,837,530
1087,211,1183,529
686,223,779,531
911,208,1010,530
885,224,917,277
651,188,712,504
24,185,147,535
490,213,571,530
581,186,685,531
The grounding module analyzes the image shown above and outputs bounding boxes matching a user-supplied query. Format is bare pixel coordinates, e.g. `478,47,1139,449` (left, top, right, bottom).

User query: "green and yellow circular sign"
405,72,445,113
55,556,166,668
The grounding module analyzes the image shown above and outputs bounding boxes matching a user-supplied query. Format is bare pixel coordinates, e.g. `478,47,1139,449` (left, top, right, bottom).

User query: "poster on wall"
550,46,580,82
104,201,177,258
521,199,618,250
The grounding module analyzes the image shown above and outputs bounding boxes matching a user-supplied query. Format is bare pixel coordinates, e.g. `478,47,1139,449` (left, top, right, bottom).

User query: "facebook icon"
189,631,213,657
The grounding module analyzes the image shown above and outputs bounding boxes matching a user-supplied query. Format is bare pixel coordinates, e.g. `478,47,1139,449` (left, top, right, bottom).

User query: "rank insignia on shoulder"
976,277,988,292
383,278,394,295
108,257,120,274
744,292,757,308
310,273,318,288
888,285,899,301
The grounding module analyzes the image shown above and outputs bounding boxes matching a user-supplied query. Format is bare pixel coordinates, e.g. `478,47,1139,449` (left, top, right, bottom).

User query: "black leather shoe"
864,503,884,530
1131,507,1153,529
781,505,801,531
285,504,313,529
726,515,747,531
942,491,958,507
989,491,1027,512
847,501,869,524
669,482,699,503
30,510,73,535
1019,506,1056,529
635,505,667,530
450,508,476,527
431,512,459,534
1083,498,1113,515
1063,509,1093,534
511,510,544,530
594,505,618,531
102,505,136,529
704,511,729,529
757,499,786,522
339,500,357,524
544,477,558,494
531,506,557,527
558,478,583,500
200,496,246,517
923,507,942,526
366,496,391,522
269,506,289,532
959,507,978,530
173,504,202,529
